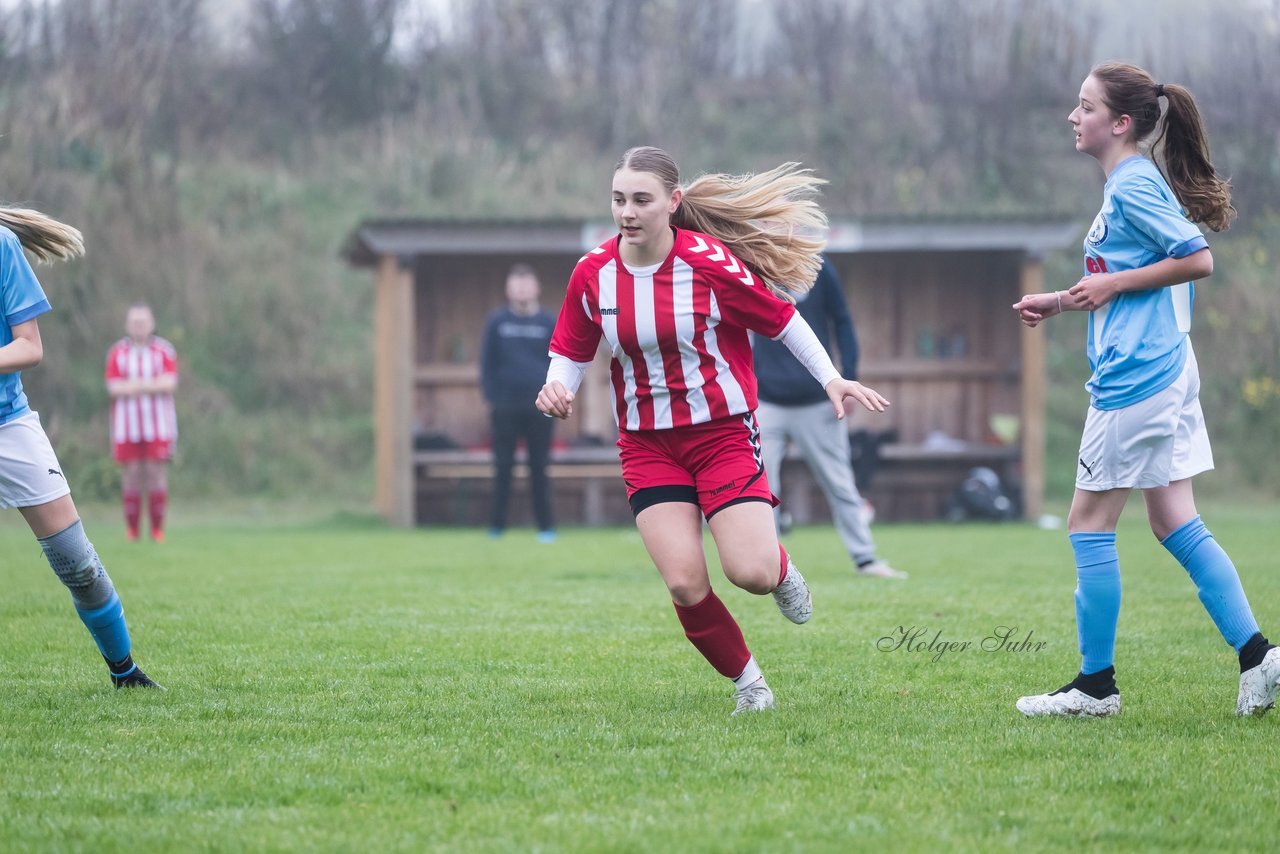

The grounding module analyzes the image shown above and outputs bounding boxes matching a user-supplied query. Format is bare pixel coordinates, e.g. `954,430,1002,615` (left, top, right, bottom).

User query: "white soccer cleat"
772,559,812,624
732,678,775,716
1237,647,1280,717
1016,687,1121,718
855,560,908,580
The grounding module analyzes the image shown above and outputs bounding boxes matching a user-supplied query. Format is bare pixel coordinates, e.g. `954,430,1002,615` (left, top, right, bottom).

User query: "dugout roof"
342,218,1082,267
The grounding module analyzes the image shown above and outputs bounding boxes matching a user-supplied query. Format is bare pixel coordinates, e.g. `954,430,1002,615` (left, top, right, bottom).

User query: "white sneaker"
772,560,812,624
732,678,775,716
1016,687,1121,717
1237,647,1280,716
855,560,907,580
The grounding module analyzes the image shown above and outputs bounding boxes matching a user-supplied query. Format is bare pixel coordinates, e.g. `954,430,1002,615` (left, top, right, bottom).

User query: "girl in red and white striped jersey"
105,304,178,542
537,146,889,716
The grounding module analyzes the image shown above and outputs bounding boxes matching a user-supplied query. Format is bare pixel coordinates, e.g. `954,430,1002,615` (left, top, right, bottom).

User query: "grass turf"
2,502,1277,851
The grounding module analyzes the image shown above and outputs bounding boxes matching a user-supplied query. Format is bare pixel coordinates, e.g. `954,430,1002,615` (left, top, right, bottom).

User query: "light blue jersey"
0,226,52,425
1083,155,1208,410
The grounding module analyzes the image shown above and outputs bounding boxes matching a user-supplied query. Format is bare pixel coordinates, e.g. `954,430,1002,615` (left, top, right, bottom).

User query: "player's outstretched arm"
1012,291,1067,327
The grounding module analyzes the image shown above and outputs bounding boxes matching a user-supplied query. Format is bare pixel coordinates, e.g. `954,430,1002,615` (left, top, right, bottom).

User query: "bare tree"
247,0,403,133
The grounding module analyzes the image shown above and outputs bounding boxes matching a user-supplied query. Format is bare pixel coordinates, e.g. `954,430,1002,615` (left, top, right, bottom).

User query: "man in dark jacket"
754,258,904,578
480,264,557,541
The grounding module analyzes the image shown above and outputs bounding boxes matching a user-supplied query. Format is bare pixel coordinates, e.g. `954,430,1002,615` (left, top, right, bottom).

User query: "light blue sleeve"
1,231,51,327
1114,176,1209,260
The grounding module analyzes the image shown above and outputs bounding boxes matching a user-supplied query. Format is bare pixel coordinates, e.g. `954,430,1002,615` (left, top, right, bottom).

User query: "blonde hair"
0,206,85,262
615,147,827,298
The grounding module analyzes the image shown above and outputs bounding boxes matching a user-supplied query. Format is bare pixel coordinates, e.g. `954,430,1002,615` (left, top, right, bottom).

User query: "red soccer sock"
778,544,790,586
122,491,142,538
673,589,752,679
148,489,168,536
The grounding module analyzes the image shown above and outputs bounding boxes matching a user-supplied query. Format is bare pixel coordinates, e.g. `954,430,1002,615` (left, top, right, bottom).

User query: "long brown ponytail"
0,206,85,262
1091,62,1235,232
615,146,827,297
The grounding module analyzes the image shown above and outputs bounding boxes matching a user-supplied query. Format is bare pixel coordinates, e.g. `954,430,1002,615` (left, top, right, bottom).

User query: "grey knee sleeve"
38,520,115,610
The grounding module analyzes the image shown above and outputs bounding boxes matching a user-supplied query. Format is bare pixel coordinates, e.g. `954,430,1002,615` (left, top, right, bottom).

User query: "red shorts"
617,412,777,519
114,439,174,463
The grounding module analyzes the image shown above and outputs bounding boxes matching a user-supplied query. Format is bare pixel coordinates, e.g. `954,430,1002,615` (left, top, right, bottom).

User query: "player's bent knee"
723,560,776,595
666,578,711,607
37,520,115,610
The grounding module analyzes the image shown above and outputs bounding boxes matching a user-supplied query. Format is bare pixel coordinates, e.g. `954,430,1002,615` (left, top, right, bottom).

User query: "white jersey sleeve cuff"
773,314,841,390
546,353,591,395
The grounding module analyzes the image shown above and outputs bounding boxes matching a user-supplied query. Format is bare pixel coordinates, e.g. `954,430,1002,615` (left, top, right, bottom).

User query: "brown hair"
1090,62,1235,232
0,206,84,262
614,146,827,297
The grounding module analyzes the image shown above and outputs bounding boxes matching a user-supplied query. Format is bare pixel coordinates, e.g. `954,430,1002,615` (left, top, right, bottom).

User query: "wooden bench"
780,441,1020,521
414,446,623,525
414,441,1021,525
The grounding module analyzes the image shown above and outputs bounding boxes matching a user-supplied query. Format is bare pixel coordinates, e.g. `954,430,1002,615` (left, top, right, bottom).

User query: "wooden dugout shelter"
343,218,1079,528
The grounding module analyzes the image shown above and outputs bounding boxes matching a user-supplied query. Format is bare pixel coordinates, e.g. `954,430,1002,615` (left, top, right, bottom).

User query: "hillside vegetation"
3,0,1276,501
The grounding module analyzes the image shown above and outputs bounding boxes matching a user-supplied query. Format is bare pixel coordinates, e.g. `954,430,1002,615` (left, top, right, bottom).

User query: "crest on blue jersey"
1086,212,1108,246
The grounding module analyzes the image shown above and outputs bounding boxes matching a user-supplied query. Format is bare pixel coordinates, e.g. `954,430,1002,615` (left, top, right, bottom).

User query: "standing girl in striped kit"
0,206,161,688
1013,62,1278,717
106,303,179,542
537,146,889,715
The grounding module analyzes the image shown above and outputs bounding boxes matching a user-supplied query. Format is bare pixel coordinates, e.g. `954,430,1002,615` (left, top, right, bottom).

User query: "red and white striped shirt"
105,336,179,444
550,227,796,431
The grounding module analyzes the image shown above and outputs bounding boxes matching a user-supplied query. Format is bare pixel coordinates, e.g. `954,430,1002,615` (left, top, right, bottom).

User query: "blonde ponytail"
615,147,828,298
0,206,84,262
677,163,828,299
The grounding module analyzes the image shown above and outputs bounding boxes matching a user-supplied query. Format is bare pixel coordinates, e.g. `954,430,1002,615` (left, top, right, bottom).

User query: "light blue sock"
76,592,133,664
1161,515,1259,651
1071,532,1121,675
38,520,133,664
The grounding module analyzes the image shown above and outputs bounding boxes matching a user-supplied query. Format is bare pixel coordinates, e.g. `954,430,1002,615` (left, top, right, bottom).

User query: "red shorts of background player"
617,412,778,519
113,439,174,464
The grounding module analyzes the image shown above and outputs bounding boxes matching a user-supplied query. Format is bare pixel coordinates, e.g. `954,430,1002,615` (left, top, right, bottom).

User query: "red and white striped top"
105,336,179,444
550,227,796,431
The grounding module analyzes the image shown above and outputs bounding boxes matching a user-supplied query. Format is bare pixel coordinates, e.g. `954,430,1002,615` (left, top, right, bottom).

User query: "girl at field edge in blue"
1013,62,1278,717
0,205,161,689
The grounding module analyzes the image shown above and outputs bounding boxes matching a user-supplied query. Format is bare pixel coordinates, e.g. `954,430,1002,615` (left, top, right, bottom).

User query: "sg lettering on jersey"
1085,255,1109,274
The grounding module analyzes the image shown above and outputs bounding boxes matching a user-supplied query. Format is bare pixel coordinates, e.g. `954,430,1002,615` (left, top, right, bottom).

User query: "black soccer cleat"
106,655,166,690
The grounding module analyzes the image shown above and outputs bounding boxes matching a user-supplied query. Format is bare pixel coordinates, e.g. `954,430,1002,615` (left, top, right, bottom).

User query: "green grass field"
2,501,1278,852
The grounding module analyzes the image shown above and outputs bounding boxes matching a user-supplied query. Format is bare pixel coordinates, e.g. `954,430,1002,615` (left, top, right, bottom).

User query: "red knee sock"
148,489,167,536
123,491,142,538
778,544,790,585
673,589,752,679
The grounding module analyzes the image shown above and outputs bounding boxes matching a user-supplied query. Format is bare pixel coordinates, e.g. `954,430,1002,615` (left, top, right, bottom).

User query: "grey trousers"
757,400,877,564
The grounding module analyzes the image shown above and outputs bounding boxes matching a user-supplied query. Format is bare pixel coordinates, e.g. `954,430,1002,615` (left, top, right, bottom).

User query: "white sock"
733,656,764,690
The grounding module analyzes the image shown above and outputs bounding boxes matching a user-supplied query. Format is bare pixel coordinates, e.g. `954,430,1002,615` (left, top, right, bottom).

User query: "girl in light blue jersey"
0,205,161,689
1012,62,1277,717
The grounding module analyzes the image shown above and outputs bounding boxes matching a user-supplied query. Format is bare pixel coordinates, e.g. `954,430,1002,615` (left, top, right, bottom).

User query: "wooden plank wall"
408,249,1026,450
404,247,1033,522
410,254,593,449
834,251,1024,446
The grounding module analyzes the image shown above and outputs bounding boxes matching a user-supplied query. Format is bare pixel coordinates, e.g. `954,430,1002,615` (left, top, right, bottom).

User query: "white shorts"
0,411,72,509
1076,346,1213,492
